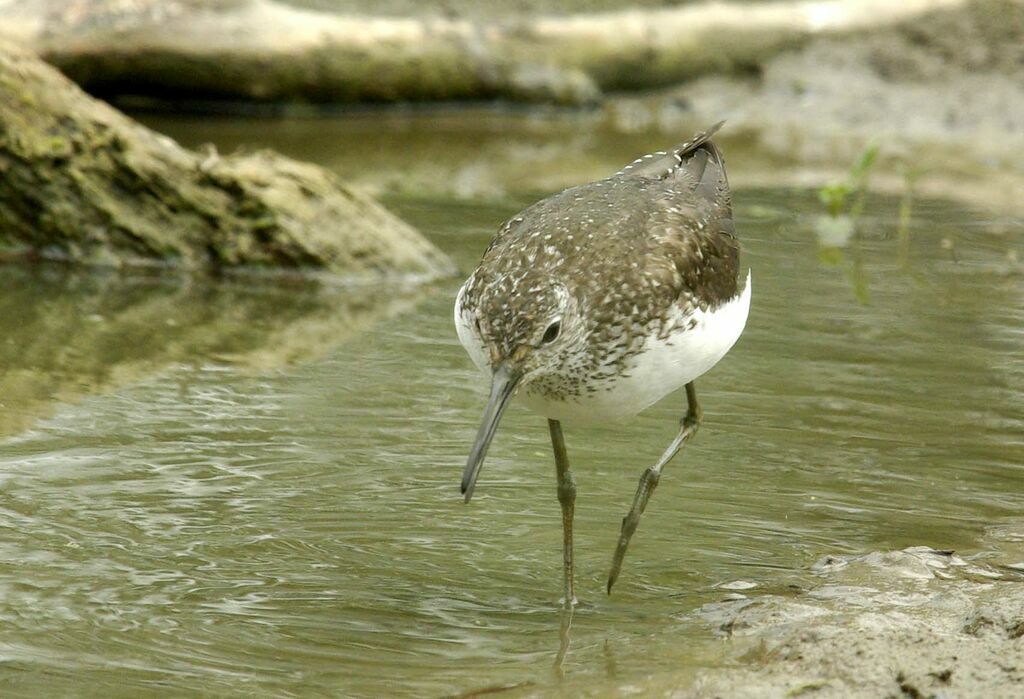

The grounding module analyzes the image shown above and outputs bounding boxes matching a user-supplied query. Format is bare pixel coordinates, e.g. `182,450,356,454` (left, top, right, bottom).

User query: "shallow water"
0,115,1022,697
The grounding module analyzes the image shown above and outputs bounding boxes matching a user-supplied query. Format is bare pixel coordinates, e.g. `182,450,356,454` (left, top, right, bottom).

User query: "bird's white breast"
521,270,752,424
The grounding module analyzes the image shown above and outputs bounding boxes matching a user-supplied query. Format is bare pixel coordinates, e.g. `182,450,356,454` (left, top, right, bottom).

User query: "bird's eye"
541,320,561,345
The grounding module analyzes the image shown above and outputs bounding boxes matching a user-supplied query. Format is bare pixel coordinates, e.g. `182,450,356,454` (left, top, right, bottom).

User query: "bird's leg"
607,382,702,593
548,419,577,608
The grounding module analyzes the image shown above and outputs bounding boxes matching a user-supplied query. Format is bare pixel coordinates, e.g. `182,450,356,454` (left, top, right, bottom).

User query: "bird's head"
459,276,585,502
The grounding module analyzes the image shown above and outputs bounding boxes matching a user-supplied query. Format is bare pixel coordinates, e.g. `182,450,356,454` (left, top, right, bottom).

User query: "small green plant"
813,143,881,305
817,143,880,219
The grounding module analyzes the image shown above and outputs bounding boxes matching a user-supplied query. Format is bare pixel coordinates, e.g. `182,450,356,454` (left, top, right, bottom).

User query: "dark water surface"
0,115,1021,696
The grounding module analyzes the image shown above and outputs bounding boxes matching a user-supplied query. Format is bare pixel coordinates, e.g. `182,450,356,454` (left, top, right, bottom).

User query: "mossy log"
0,0,968,107
0,43,454,278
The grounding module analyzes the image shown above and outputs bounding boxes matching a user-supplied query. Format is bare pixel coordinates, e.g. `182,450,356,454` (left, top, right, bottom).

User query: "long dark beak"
462,364,520,503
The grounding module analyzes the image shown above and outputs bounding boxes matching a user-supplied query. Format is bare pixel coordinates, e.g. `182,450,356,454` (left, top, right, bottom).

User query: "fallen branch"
0,0,968,106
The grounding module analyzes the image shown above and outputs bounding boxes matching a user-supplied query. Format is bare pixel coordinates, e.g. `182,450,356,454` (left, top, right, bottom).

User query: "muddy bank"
610,0,1024,216
0,42,454,279
0,0,966,107
639,532,1024,697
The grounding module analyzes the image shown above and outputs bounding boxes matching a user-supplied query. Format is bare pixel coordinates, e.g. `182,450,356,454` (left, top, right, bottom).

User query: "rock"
0,42,455,280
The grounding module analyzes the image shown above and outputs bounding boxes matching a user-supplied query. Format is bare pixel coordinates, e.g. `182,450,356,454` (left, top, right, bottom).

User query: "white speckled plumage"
457,270,751,424
455,121,749,422
454,122,751,599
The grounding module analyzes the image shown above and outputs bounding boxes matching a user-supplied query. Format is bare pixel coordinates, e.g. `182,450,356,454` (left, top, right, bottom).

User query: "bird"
453,122,751,605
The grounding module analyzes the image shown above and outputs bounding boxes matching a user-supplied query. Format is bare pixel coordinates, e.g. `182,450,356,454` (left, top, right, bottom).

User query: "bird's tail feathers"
614,121,728,194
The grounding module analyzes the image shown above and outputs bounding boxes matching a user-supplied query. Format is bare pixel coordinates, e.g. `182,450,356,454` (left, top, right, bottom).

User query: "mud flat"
609,0,1024,217
646,528,1024,697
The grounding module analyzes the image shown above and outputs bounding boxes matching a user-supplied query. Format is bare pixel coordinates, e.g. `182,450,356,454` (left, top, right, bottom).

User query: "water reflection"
0,268,424,438
812,214,871,304
553,606,573,677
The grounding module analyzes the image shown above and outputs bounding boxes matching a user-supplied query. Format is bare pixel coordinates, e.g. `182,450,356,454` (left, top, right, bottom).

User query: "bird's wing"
635,123,741,309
